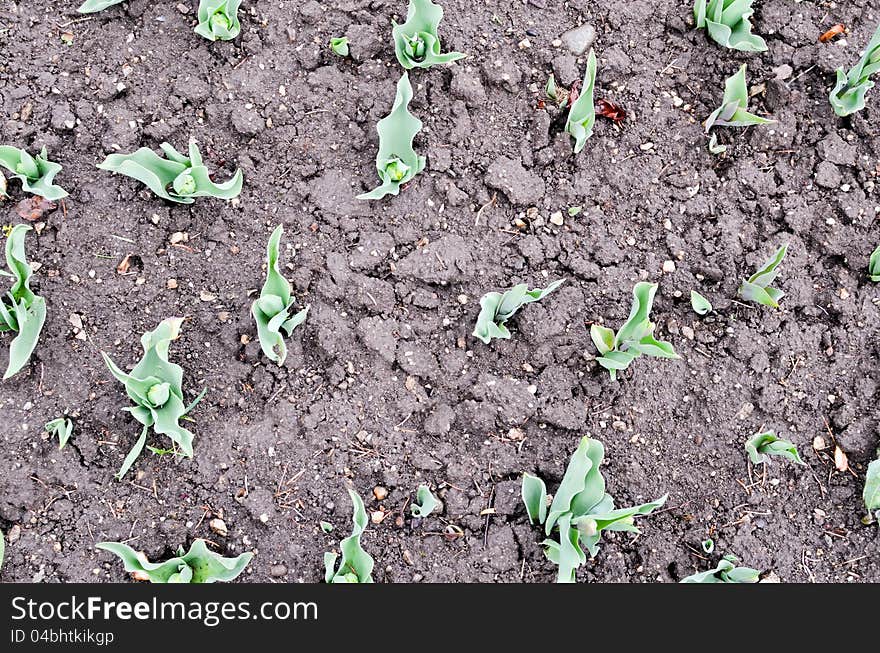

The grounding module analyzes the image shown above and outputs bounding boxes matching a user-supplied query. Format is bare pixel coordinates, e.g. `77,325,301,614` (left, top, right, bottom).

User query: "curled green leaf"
737,244,787,308
97,140,242,204
77,0,125,13
690,290,712,316
324,489,374,583
0,146,68,200
1,225,47,380
701,538,715,554
411,484,440,518
329,36,350,57
251,225,308,366
863,459,880,523
694,0,767,52
868,245,880,282
830,23,880,117
96,539,252,583
705,65,774,134
708,132,727,155
320,521,334,533
195,0,242,41
565,50,597,154
45,417,73,450
680,554,760,583
392,0,465,70
473,279,564,344
521,473,548,525
358,73,425,200
745,430,804,465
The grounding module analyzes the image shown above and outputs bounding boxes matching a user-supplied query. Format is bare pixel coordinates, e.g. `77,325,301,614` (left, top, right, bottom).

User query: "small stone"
176,3,189,13
169,231,188,244
813,435,827,450
371,510,385,525
681,326,695,340
166,278,178,289
736,402,754,420
373,486,388,501
560,23,596,56
549,211,564,226
199,291,216,302
209,518,228,537
640,142,655,151
662,260,676,273
518,38,532,50
270,564,288,578
457,294,469,304
612,420,627,431
259,513,270,524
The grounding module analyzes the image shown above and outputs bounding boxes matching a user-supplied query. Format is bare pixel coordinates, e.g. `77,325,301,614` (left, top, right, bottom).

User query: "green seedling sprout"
411,484,440,517
0,172,7,198
324,489,375,583
251,225,308,366
78,0,125,13
45,417,73,450
701,538,715,554
693,0,767,52
590,282,679,381
473,279,565,344
97,140,242,204
680,554,760,583
565,50,597,154
329,36,350,57
358,73,425,200
864,459,880,524
194,0,242,41
690,290,712,315
704,65,774,140
737,244,787,308
96,540,252,583
521,436,667,583
868,245,880,281
102,318,207,480
745,430,804,465
830,23,880,116
392,0,465,70
1,225,47,380
320,521,334,533
0,146,67,200
0,528,4,575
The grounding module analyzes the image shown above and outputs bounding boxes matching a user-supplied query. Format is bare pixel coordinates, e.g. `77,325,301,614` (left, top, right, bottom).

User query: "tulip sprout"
0,529,4,575
590,282,679,381
329,37,350,57
411,485,440,518
324,489,374,583
1,225,47,380
745,431,804,465
358,73,425,200
194,0,242,42
77,0,125,13
251,225,308,366
690,290,712,316
522,437,667,583
96,540,253,583
473,279,565,344
97,140,242,204
566,50,597,154
693,0,767,52
737,244,787,309
392,0,465,70
102,318,207,480
704,65,774,153
830,23,880,117
680,555,760,583
0,146,67,200
869,245,880,282
864,460,880,524
45,417,73,450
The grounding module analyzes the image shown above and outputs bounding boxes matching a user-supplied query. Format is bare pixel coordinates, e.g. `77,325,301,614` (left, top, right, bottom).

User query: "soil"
1,0,879,584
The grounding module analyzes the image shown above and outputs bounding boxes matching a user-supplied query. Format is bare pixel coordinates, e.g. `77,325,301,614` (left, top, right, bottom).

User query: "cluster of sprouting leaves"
680,555,760,583
329,36,350,57
325,489,375,583
566,50,597,154
78,0,125,13
97,140,242,204
705,65,774,154
96,540,253,583
745,431,804,465
864,459,880,524
195,0,242,41
522,437,667,583
411,484,440,517
45,417,73,450
392,0,465,69
473,279,564,344
251,225,308,366
1,225,47,380
590,282,679,381
738,244,787,308
690,290,712,315
830,23,880,116
693,0,767,52
102,318,207,480
358,74,426,200
0,146,67,200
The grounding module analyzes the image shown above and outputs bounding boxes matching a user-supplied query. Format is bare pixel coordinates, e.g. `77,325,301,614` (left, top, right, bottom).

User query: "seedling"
358,73,425,200
392,0,465,69
0,146,67,200
565,50,597,154
745,431,804,465
864,459,880,524
869,245,880,281
102,318,207,480
96,540,252,583
694,0,767,52
194,0,242,41
521,436,667,583
320,521,334,533
329,37,350,57
473,279,564,344
77,0,125,13
411,484,440,517
97,140,242,204
545,74,572,108
324,489,374,583
590,282,679,381
0,528,4,574
251,225,308,366
45,417,73,450
1,225,47,380
705,65,774,136
680,554,760,583
701,538,715,554
690,290,712,315
830,23,880,116
737,244,787,308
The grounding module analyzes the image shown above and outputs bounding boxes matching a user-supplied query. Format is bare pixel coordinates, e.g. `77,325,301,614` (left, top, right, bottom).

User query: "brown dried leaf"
15,196,56,221
596,98,627,124
819,24,845,43
116,254,133,275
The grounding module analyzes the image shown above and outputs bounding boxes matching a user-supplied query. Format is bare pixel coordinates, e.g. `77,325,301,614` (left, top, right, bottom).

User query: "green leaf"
521,473,548,524
97,540,252,583
705,65,774,133
392,0,465,70
863,459,880,522
869,244,880,281
0,528,5,576
738,244,788,308
325,489,374,583
830,23,880,116
545,437,601,535
78,0,126,12
693,0,767,52
680,555,760,583
329,36,350,57
411,484,440,517
708,132,727,155
473,279,564,344
2,225,46,379
320,521,334,533
0,145,67,200
573,494,668,558
690,290,713,316
358,73,426,200
565,50,597,154
194,0,242,42
45,417,73,450
745,430,804,465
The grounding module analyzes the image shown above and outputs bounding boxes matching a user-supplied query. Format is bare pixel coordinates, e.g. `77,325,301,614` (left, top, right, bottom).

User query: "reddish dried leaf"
15,196,56,221
596,98,627,123
116,254,133,275
819,24,845,43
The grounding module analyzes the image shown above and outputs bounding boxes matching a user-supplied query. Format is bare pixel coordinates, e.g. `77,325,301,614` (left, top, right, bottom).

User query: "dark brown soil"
1,0,879,584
